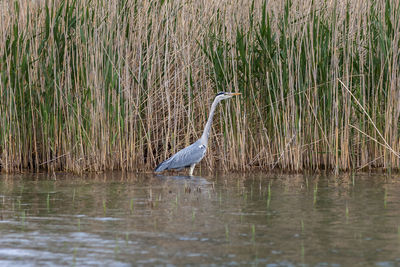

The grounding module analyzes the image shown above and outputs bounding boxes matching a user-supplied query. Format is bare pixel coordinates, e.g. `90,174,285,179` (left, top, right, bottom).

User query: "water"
0,172,399,266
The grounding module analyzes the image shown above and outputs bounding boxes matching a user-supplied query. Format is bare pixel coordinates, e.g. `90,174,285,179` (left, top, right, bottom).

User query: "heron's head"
215,91,242,100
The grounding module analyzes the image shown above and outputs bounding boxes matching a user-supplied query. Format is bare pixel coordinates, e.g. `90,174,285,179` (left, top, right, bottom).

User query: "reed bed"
0,0,399,173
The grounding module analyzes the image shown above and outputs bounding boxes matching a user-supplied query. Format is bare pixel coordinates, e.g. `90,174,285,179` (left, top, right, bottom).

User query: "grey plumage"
155,140,206,172
155,92,241,176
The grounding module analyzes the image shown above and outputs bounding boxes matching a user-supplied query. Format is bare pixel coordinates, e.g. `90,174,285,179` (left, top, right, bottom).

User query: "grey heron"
155,92,241,176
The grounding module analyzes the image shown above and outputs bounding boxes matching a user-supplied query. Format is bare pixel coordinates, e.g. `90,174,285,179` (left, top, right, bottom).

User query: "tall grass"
0,0,399,173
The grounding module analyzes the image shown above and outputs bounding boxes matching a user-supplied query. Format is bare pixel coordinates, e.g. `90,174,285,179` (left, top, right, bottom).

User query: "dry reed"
0,0,399,173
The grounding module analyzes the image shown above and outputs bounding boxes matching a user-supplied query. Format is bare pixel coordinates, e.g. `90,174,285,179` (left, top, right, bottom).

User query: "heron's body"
155,140,206,174
155,92,241,176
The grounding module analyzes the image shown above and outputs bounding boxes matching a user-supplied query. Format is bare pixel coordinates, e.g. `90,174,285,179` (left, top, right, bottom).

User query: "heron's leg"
189,164,196,176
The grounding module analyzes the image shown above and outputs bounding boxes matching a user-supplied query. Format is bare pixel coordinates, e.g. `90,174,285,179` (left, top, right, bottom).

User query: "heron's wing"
155,141,206,172
169,143,207,169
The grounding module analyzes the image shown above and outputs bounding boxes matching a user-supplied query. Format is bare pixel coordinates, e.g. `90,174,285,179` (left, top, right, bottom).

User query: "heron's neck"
200,97,221,145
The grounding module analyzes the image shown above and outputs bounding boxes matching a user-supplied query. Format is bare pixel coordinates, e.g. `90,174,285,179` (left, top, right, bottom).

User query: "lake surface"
0,172,399,266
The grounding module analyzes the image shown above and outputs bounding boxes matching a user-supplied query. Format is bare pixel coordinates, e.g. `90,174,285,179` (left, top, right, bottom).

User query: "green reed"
0,0,399,173
313,183,318,205
203,0,400,172
130,198,134,213
251,224,255,242
47,193,50,211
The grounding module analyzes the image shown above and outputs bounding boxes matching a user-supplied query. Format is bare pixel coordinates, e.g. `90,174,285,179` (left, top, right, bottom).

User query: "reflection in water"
155,174,211,183
0,172,400,266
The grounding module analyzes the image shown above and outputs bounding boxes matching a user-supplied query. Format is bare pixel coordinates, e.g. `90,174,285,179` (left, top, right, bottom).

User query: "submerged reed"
0,0,399,173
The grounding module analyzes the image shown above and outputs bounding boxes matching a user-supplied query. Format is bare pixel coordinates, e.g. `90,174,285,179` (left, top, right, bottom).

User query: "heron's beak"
228,92,242,96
